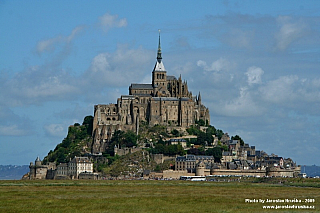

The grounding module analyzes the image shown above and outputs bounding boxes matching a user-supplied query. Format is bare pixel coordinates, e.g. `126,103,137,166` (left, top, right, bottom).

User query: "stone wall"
210,169,266,177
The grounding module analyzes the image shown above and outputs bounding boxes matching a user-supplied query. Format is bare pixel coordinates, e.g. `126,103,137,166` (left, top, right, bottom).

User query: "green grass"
0,180,319,213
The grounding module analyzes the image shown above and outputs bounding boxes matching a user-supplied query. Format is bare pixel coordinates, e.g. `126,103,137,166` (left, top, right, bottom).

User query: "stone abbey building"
92,33,210,153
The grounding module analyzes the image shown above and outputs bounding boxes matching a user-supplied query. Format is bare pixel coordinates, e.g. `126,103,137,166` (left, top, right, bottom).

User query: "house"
68,156,93,179
167,138,187,148
175,154,214,173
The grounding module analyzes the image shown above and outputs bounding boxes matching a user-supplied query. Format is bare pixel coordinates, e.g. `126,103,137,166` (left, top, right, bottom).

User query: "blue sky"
1,0,320,165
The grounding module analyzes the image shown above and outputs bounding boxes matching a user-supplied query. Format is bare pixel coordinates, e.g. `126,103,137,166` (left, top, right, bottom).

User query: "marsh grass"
0,180,319,213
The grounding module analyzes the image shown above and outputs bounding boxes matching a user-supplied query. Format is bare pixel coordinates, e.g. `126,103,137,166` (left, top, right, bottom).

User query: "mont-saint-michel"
25,33,301,180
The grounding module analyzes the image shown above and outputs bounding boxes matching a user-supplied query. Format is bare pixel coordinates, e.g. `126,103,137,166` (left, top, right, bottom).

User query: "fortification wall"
210,169,266,177
162,169,194,179
266,167,296,177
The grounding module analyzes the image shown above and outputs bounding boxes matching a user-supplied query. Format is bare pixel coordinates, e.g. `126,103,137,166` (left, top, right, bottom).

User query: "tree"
111,130,137,148
123,131,138,147
196,119,205,126
187,147,205,155
231,135,244,146
215,129,224,140
186,125,200,136
82,115,94,135
205,147,222,163
206,125,216,135
171,129,180,137
196,131,213,146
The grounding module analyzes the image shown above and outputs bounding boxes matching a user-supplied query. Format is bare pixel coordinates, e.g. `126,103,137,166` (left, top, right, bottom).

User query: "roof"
152,97,179,101
135,94,152,97
153,60,166,72
70,157,91,164
130,84,153,90
152,97,191,101
167,75,176,81
222,151,231,156
168,139,187,142
176,155,214,162
121,95,135,100
229,140,240,145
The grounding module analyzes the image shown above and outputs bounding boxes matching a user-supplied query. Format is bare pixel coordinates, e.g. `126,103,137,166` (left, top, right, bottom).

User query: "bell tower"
152,30,167,96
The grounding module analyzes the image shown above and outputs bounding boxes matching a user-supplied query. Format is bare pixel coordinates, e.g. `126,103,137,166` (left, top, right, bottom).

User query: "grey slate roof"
176,155,214,162
152,97,191,101
152,97,179,101
130,84,153,89
121,95,135,99
167,76,176,80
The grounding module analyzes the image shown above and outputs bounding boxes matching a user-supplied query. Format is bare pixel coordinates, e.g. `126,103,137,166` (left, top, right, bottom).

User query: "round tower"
196,161,205,176
35,156,42,166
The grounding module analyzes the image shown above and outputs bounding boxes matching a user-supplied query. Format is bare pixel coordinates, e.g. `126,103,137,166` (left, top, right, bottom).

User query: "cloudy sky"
1,1,319,165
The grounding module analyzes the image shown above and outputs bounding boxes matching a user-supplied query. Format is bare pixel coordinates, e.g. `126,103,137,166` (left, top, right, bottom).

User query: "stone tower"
196,161,205,176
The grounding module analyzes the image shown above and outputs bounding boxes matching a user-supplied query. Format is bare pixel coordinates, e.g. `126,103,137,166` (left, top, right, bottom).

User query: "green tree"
171,129,180,137
186,125,200,136
110,130,138,149
82,115,94,135
123,131,138,147
196,119,205,126
212,147,222,163
231,135,244,146
196,131,213,146
206,125,216,135
215,129,224,140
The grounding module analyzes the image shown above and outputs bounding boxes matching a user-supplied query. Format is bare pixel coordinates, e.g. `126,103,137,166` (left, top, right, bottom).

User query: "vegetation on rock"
43,116,93,165
42,115,245,175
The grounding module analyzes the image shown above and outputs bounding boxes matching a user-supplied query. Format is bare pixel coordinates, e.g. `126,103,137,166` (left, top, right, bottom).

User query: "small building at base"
29,156,95,180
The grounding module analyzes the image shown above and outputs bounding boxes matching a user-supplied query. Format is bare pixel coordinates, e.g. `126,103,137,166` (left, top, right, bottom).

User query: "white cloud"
98,13,127,32
44,124,66,137
275,16,308,51
36,36,63,54
246,66,264,86
197,58,232,72
218,87,263,117
85,45,153,87
36,25,85,54
0,125,28,136
0,66,79,106
259,75,299,104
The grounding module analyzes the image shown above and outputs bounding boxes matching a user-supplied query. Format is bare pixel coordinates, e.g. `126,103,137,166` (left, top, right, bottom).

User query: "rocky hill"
42,116,93,165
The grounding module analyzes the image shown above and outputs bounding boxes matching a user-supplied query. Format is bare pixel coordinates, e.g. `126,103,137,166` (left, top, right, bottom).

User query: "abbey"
92,33,210,153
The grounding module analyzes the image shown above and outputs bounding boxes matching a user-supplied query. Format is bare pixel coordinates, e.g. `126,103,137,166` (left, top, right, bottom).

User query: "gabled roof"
130,84,153,89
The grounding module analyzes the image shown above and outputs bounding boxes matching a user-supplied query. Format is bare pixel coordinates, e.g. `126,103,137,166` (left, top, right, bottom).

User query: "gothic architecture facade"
92,33,210,153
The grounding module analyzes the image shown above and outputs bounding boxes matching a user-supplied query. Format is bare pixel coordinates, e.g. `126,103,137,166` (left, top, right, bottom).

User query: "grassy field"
0,179,319,213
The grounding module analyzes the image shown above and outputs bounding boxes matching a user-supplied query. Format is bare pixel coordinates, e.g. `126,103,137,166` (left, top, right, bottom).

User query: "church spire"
157,29,162,63
198,91,202,105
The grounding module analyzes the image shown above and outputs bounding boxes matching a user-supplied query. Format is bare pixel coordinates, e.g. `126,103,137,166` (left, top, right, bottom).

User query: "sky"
1,0,320,166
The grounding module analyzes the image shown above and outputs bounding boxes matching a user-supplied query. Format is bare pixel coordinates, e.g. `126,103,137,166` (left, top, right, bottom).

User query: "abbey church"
92,33,210,153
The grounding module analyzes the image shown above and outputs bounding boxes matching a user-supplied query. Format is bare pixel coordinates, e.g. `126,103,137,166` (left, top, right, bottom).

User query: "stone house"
175,154,214,173
68,157,93,179
29,157,56,180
